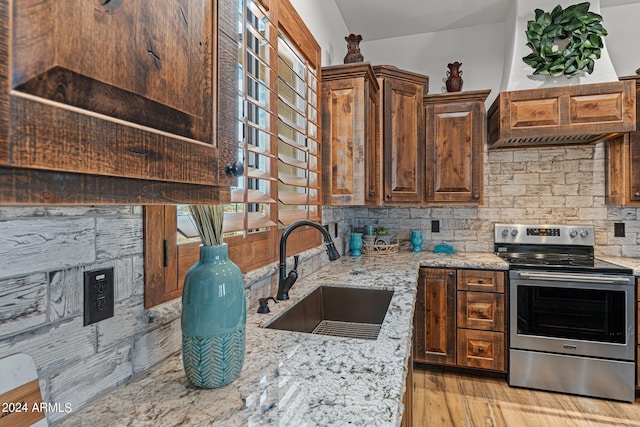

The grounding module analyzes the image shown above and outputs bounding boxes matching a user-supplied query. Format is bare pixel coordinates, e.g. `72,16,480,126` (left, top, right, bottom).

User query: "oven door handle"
517,271,632,284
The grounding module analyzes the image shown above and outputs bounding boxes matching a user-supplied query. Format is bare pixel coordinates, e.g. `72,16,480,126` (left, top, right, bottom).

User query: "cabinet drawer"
457,269,505,293
457,329,505,372
457,291,504,331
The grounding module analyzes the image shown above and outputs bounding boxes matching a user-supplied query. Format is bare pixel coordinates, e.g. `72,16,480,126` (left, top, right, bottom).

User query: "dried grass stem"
189,205,224,246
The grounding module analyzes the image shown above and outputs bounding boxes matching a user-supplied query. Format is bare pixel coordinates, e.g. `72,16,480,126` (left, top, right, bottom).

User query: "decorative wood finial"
344,34,364,64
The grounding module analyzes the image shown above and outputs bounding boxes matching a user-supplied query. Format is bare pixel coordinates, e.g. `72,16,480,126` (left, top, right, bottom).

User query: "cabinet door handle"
448,271,454,277
368,192,375,198
635,192,640,197
472,194,480,200
226,161,245,177
387,194,392,199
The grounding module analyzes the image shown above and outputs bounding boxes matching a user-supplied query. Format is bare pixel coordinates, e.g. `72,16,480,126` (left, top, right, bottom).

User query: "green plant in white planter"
522,2,607,77
181,205,246,388
374,226,391,245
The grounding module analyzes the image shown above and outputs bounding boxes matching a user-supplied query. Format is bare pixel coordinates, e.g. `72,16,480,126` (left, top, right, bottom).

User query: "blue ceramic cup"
410,230,423,252
350,232,364,256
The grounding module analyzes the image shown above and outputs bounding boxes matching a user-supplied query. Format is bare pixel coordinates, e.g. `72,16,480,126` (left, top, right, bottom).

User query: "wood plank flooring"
412,365,640,426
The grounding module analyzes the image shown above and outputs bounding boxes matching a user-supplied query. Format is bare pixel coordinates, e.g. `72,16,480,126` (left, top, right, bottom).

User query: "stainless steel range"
494,224,635,402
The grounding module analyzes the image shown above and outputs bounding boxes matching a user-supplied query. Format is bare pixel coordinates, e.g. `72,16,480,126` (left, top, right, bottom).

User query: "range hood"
487,0,636,149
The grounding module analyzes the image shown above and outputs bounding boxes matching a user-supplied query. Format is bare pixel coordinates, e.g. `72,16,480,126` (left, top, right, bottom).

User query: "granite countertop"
60,251,506,427
599,256,640,276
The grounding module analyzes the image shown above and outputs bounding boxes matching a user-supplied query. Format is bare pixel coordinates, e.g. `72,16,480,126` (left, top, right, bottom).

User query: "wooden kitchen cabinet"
374,65,428,204
321,63,380,205
414,268,457,365
606,75,640,206
424,90,490,205
0,0,237,205
637,277,639,389
414,267,507,372
457,329,505,371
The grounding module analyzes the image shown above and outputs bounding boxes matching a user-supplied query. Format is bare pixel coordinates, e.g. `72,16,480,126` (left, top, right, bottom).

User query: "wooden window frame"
144,0,322,308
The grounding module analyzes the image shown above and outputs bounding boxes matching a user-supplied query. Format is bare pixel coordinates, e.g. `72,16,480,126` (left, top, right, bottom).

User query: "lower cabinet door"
457,329,505,372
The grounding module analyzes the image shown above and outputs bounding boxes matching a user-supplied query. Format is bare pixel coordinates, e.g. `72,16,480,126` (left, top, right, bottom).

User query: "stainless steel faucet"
277,220,341,300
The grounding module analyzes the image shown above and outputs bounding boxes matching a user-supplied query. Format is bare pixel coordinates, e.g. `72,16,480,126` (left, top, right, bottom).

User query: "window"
144,0,322,308
277,32,322,226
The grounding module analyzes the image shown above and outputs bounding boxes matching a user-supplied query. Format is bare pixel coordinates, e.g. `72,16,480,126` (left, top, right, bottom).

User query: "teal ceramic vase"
350,232,364,256
410,230,423,252
181,244,246,388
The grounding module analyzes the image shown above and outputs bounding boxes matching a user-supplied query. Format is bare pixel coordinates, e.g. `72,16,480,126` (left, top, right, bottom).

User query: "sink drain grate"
312,320,382,340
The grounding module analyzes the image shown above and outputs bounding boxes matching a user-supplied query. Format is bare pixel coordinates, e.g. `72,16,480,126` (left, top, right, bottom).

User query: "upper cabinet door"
376,66,428,204
424,90,490,205
0,0,238,204
321,63,379,206
605,75,640,206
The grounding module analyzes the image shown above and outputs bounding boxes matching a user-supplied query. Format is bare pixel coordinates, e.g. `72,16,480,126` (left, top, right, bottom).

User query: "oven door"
510,270,635,361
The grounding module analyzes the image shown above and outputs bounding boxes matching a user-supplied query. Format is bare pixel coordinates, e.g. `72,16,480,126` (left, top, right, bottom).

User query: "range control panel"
494,224,595,246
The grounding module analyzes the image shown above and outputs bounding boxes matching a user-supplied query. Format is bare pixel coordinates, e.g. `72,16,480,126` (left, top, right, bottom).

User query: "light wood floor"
412,365,640,426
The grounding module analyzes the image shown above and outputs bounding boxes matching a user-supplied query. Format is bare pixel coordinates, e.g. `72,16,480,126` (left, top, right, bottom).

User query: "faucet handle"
293,255,299,270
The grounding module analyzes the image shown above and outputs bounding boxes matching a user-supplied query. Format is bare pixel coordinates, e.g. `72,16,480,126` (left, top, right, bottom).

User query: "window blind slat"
278,209,309,226
247,212,277,229
223,212,245,232
279,192,308,205
248,166,277,181
246,189,276,204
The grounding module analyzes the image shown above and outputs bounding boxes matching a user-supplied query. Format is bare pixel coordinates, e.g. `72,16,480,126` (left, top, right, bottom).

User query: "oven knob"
580,229,589,238
569,229,578,238
511,229,518,237
501,229,509,237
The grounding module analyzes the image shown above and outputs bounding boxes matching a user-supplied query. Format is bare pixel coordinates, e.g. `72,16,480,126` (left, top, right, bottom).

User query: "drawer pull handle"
477,279,483,284
478,347,484,353
478,309,484,315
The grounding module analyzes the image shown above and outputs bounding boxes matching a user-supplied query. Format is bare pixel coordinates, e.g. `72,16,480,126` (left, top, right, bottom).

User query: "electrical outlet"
614,222,625,238
84,268,114,326
431,220,440,233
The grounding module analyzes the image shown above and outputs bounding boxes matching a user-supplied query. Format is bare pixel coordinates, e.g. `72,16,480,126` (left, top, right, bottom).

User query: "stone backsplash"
352,143,640,258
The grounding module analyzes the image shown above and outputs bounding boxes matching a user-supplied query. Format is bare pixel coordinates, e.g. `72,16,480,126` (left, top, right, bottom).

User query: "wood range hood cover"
487,81,637,149
488,0,636,149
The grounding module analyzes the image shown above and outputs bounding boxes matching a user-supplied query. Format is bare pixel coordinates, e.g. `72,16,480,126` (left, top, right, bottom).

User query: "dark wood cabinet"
414,268,457,365
321,63,380,205
606,75,640,206
414,267,507,372
0,0,237,205
424,90,490,205
374,65,428,204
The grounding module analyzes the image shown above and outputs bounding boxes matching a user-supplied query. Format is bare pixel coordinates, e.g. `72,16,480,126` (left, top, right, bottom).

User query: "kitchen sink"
265,286,394,340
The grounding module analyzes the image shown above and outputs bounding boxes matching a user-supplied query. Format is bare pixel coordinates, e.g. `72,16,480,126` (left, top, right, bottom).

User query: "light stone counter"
59,251,505,427
419,252,508,270
599,256,640,276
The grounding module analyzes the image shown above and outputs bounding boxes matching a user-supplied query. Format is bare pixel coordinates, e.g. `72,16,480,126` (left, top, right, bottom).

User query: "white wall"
601,3,640,76
359,23,505,104
290,0,349,66
358,4,639,103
